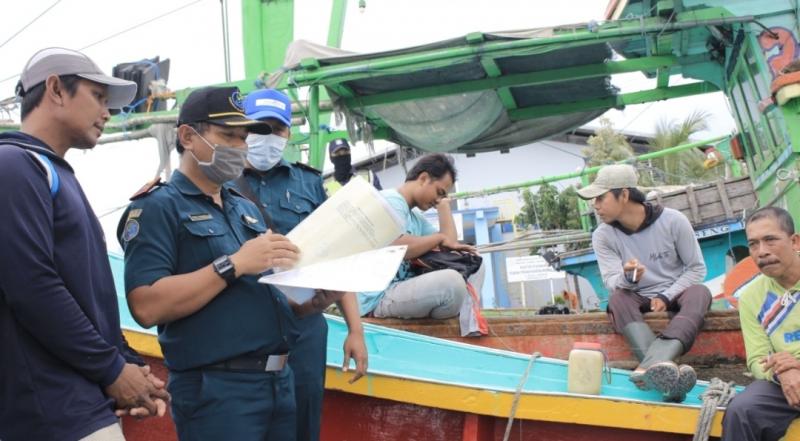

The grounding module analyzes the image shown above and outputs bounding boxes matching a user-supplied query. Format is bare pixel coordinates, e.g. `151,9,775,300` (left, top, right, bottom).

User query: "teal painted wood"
109,252,736,410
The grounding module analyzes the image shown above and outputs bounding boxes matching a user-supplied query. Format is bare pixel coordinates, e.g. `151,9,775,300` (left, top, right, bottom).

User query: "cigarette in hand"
632,268,638,282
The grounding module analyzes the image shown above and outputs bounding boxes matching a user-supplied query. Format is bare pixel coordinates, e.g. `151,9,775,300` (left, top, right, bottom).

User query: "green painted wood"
508,81,719,120
343,56,681,109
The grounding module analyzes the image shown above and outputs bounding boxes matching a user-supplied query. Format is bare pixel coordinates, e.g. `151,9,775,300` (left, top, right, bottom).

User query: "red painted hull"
121,360,715,441
321,390,710,441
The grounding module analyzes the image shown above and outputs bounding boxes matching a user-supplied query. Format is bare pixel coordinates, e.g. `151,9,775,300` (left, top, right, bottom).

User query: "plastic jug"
567,342,606,395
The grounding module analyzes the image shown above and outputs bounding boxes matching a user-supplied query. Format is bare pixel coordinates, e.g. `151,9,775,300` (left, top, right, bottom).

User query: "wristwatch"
212,255,237,285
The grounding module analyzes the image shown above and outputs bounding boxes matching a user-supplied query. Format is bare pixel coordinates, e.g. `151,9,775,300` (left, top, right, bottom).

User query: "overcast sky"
1,0,736,249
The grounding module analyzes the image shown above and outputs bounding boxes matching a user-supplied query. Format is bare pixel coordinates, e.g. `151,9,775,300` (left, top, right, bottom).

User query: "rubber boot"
629,338,683,394
621,322,657,362
664,364,697,403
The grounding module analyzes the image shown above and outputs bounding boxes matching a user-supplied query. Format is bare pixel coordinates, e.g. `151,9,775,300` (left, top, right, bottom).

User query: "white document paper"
258,246,407,303
257,177,406,304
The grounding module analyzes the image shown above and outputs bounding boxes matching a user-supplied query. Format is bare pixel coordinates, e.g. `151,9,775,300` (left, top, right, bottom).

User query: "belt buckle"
264,354,288,372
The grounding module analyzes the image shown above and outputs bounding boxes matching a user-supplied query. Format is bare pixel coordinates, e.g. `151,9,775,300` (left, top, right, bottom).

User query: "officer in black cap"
323,138,382,196
118,86,334,440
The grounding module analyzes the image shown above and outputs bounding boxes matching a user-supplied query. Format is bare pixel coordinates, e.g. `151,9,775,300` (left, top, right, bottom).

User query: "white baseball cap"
577,164,640,199
16,47,137,109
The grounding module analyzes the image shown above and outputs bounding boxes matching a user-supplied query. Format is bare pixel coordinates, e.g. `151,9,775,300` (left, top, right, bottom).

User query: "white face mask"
247,133,287,171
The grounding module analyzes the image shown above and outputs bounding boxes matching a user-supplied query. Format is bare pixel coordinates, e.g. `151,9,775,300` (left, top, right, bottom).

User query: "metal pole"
220,0,231,82
520,282,526,308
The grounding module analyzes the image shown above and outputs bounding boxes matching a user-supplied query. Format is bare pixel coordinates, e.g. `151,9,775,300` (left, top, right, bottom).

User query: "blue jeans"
374,262,486,336
169,366,296,441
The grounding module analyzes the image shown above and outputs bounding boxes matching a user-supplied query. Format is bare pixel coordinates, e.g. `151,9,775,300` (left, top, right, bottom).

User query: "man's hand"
650,297,667,312
231,231,300,275
763,351,800,375
623,258,646,283
440,237,478,255
435,198,453,213
311,290,346,313
342,330,368,384
777,368,800,407
114,365,170,418
105,364,171,416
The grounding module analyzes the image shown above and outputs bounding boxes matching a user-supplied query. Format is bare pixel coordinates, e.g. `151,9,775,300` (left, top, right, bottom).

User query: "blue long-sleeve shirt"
0,132,141,441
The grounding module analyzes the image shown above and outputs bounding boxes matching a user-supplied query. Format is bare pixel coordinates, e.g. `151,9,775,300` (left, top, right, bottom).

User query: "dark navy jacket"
0,132,141,441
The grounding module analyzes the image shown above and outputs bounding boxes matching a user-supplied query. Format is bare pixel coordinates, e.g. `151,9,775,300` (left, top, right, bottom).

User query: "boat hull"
122,355,717,441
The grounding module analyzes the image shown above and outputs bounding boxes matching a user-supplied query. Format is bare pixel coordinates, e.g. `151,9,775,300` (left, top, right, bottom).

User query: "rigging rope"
0,0,62,50
692,377,736,441
0,0,203,87
503,351,541,441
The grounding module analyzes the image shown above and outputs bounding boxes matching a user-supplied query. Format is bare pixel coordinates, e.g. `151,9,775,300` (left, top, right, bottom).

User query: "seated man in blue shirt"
118,86,341,441
232,88,368,441
358,153,486,337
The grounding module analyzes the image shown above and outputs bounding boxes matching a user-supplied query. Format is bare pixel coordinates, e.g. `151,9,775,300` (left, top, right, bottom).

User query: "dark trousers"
607,284,711,351
722,380,800,441
169,366,296,441
288,312,328,441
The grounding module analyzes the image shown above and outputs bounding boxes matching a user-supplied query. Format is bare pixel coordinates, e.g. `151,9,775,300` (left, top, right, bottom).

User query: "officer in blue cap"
118,85,338,440
234,88,368,441
324,137,382,196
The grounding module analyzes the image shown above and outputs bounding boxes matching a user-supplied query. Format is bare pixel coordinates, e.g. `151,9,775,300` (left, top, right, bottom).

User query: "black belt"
205,353,289,373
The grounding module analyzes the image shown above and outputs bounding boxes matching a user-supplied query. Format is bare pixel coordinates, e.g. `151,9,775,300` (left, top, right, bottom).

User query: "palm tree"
647,111,722,185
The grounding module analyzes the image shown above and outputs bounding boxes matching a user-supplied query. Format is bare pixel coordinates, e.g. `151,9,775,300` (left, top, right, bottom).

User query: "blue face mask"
247,133,287,171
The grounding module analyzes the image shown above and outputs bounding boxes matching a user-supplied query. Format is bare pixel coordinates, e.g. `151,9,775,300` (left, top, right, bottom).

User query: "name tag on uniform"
127,208,143,220
243,215,259,225
189,213,213,222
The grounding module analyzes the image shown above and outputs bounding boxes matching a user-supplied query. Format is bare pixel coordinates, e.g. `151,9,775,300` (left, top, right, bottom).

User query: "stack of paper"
259,176,406,303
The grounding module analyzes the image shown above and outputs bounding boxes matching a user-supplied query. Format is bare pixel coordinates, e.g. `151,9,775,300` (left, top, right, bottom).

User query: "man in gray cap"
0,48,169,441
577,164,710,402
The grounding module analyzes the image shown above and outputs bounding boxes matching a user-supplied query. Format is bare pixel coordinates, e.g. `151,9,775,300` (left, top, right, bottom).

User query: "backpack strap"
0,140,60,199
26,151,59,198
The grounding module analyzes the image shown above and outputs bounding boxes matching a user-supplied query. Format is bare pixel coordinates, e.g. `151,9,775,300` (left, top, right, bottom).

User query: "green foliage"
645,110,724,185
516,183,581,231
583,117,634,166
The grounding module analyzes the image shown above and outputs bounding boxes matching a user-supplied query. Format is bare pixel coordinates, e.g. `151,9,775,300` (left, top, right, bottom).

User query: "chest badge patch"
122,219,140,242
243,215,259,225
189,213,213,222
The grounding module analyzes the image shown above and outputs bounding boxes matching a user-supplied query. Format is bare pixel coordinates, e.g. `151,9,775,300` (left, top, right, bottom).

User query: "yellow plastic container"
567,342,605,395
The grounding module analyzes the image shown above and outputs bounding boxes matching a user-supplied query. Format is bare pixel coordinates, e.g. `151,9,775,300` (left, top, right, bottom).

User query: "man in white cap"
0,48,169,441
577,164,710,402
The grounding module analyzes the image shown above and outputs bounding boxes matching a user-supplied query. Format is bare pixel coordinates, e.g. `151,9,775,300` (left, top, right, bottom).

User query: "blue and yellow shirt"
737,274,800,380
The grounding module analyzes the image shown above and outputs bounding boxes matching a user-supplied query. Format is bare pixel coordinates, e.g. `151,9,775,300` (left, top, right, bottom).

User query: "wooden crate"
647,176,758,226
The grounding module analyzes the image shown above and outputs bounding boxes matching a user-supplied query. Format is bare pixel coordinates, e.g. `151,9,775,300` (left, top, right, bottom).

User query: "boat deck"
364,310,744,369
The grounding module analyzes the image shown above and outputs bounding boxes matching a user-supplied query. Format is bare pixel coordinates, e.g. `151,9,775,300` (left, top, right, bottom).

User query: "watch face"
214,256,235,281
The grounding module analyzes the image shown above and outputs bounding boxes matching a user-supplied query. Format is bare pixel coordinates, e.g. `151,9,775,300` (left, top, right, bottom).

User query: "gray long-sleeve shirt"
592,207,707,301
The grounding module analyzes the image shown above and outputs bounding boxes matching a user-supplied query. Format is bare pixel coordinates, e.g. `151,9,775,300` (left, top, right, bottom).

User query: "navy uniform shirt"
229,160,328,386
118,170,293,371
233,159,327,234
0,132,141,441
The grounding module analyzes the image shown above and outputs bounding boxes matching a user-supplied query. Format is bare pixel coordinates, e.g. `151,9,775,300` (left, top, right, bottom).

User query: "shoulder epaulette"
130,177,164,201
293,161,322,175
226,185,246,199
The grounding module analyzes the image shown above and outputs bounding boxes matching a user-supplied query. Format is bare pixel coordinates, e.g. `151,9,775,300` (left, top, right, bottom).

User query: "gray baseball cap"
16,47,137,109
576,164,639,199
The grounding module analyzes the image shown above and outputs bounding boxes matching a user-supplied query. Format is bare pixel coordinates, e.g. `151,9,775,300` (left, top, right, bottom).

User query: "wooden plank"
716,180,735,218
647,178,757,225
685,185,702,224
